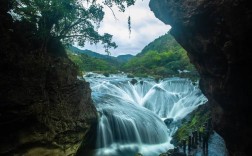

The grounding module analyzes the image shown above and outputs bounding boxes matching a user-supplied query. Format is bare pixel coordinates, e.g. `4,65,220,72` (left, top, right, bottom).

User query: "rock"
130,78,138,85
154,76,162,83
164,118,174,127
103,72,110,77
127,74,134,78
159,153,168,156
86,73,93,77
140,80,144,85
150,0,252,155
0,11,97,155
171,104,210,146
162,148,186,156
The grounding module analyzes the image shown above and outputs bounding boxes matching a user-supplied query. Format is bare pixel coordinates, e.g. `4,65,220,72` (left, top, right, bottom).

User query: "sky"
78,0,171,56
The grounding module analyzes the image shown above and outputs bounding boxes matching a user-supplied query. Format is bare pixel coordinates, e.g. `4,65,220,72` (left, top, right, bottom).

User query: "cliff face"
150,0,252,155
0,2,97,155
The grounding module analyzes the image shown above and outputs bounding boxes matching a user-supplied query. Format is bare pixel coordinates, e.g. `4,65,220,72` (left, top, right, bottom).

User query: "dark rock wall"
0,2,97,155
150,0,252,155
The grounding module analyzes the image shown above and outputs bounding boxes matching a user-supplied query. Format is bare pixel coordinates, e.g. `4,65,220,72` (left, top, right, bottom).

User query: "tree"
121,33,198,78
12,0,135,53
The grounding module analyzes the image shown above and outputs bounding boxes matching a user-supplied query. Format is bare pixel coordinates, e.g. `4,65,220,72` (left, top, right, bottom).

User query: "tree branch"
56,34,87,39
105,4,118,21
59,18,86,37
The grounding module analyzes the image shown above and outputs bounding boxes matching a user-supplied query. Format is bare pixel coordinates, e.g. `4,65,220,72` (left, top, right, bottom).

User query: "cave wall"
0,1,97,155
149,0,252,155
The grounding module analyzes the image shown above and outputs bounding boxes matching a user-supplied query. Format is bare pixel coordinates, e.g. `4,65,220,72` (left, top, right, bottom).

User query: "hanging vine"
128,15,131,38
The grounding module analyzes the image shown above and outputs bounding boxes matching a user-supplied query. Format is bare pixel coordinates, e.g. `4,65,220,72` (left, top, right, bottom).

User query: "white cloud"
80,0,171,56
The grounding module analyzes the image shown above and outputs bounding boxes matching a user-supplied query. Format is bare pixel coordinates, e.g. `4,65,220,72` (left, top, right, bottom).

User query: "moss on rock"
171,103,210,146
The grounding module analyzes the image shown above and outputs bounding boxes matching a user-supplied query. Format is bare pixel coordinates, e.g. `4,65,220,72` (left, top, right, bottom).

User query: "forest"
67,33,198,79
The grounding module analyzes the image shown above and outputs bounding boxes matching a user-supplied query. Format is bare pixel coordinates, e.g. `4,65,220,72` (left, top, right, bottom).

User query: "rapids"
84,73,207,156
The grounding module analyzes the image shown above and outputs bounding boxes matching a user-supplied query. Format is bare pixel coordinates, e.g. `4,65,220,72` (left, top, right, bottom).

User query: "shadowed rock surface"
0,1,97,155
150,0,252,155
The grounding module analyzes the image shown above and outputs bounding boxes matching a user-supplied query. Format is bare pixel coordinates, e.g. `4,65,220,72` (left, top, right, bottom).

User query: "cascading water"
85,73,207,156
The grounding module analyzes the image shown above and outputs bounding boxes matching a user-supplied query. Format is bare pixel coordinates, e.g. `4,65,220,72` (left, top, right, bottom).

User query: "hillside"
117,54,135,63
122,32,198,78
69,46,134,64
138,32,180,56
67,33,198,79
66,47,135,75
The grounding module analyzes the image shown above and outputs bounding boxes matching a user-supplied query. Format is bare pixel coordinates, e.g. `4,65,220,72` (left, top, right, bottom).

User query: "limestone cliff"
150,0,252,155
0,1,97,155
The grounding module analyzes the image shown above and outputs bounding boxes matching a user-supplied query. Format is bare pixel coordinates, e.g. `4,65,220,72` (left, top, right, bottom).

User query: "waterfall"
85,74,207,156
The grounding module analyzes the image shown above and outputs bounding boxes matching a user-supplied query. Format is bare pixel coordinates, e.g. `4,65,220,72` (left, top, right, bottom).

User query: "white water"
85,74,207,156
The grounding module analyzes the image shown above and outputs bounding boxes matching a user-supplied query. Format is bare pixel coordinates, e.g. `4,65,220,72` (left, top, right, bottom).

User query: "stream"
84,73,207,156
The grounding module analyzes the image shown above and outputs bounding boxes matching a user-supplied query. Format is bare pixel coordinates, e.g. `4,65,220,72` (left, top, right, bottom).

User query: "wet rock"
164,118,174,127
140,80,144,85
160,148,186,156
150,0,252,155
103,72,110,77
130,79,138,85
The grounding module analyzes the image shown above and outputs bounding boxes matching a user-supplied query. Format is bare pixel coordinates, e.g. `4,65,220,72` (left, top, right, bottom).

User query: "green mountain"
138,33,179,56
117,54,135,63
67,33,198,79
69,46,134,64
66,46,134,75
122,32,198,78
66,50,116,75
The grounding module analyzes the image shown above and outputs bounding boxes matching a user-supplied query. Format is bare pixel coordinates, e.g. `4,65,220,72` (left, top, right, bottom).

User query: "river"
84,73,207,156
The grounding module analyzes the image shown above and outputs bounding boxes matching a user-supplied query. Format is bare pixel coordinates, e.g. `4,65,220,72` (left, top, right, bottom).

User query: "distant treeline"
67,32,198,79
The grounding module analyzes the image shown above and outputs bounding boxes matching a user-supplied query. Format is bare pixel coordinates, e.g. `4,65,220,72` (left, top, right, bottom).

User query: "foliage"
122,33,197,78
11,0,136,53
66,49,117,75
171,104,211,146
67,32,197,79
138,32,181,56
68,46,130,66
